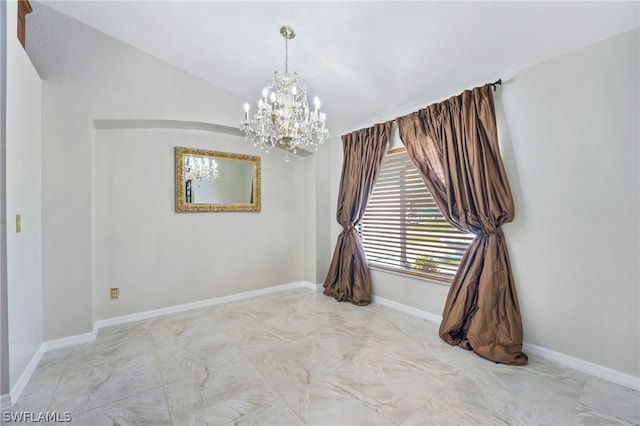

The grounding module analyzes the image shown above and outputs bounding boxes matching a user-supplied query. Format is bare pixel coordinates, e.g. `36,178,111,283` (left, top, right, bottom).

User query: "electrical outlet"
110,288,120,300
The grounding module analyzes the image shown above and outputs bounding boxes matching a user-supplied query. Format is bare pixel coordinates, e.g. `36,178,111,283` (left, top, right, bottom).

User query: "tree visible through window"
360,148,474,282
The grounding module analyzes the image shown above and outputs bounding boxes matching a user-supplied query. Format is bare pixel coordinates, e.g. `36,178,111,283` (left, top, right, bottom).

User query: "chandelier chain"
285,35,288,73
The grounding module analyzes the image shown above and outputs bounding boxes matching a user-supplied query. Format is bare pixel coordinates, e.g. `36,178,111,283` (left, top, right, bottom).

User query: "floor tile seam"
149,324,167,382
49,349,73,378
573,400,639,424
565,368,589,415
12,374,62,414
156,366,201,388
170,387,284,424
158,382,175,426
491,364,590,401
149,322,180,426
230,394,297,425
241,349,299,397
59,351,160,380
99,306,232,343
277,387,312,425
90,332,154,349
240,337,356,405
387,398,431,426
30,353,71,377
62,383,169,419
160,370,211,391
468,382,552,426
426,353,472,379
54,346,165,414
40,363,69,415
404,386,442,420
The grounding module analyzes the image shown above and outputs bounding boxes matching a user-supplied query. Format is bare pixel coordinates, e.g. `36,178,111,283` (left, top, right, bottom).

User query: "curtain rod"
385,78,502,126
346,79,503,135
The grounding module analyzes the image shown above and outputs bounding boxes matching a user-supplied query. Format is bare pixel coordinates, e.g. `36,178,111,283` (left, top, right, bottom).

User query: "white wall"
5,0,44,390
323,29,639,378
94,128,304,320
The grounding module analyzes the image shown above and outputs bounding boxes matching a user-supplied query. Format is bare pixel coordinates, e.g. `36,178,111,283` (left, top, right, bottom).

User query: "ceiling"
36,1,639,136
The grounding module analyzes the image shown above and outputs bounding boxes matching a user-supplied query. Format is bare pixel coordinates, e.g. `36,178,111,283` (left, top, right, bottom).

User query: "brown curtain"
324,122,393,306
396,84,527,365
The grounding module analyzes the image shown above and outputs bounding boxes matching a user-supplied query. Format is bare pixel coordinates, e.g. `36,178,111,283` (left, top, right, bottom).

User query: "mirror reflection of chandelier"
240,26,329,162
185,156,219,182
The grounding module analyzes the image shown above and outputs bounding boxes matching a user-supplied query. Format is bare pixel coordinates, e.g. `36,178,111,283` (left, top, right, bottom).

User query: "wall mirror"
175,146,261,212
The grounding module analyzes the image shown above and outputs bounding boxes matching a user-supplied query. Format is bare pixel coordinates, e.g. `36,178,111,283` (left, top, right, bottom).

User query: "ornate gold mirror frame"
175,147,261,212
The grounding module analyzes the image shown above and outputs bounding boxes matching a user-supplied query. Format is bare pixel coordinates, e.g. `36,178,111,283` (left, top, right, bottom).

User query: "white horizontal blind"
360,149,474,282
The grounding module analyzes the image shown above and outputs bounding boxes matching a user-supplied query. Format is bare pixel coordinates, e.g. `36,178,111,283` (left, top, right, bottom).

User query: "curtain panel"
324,122,393,306
396,84,527,365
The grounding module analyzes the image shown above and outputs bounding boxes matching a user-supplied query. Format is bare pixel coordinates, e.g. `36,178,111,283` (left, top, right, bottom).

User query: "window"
360,148,474,283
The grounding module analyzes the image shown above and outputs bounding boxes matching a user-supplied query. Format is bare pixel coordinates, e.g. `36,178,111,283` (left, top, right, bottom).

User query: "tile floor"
4,288,639,425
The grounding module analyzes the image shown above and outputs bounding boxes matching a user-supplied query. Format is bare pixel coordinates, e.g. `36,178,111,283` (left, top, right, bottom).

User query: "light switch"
16,214,21,233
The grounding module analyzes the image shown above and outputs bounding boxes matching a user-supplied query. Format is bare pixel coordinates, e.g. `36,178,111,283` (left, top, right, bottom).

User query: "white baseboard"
372,294,443,324
9,343,45,406
372,295,639,391
311,282,324,292
1,393,11,410
95,281,311,330
523,342,639,390
43,329,98,352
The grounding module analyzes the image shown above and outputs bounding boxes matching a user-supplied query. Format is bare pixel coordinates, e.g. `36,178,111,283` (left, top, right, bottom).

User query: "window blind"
360,149,474,282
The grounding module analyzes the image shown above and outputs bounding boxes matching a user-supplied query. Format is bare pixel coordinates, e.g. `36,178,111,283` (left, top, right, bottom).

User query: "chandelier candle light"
240,26,329,162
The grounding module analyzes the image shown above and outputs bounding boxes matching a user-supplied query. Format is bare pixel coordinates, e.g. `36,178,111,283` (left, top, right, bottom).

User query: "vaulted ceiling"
34,1,639,135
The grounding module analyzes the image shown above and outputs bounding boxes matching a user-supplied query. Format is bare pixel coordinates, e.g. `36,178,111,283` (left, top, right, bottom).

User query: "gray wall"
499,29,638,376
313,137,333,284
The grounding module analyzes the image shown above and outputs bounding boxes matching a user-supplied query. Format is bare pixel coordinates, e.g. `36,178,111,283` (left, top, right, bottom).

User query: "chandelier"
240,26,329,162
185,156,219,182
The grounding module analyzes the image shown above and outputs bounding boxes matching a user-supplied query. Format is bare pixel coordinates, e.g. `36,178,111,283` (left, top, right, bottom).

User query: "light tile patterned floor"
5,288,639,425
